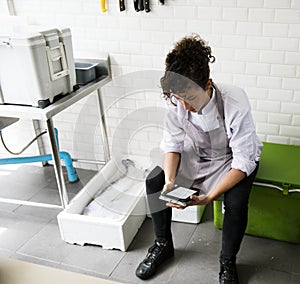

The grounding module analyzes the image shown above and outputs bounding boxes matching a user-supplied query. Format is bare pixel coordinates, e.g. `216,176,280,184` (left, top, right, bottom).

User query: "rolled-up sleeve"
227,107,262,176
160,106,186,153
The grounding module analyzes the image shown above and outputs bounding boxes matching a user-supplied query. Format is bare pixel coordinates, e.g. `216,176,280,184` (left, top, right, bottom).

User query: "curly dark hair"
161,34,215,103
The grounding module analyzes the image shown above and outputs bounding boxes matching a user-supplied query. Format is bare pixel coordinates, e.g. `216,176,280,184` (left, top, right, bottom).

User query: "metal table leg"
46,118,69,208
97,89,110,163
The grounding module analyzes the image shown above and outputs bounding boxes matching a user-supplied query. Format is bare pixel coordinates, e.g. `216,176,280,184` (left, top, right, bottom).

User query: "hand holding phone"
159,186,198,207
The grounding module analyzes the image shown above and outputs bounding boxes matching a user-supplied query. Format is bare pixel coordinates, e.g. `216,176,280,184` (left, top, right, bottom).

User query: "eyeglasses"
162,90,200,107
161,92,178,107
170,93,199,106
169,94,178,106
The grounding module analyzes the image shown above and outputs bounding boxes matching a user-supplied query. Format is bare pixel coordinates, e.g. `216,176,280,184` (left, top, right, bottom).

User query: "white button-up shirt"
160,82,263,176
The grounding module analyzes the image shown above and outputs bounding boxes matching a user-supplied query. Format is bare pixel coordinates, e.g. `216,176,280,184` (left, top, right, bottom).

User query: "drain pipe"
0,128,78,182
0,151,78,183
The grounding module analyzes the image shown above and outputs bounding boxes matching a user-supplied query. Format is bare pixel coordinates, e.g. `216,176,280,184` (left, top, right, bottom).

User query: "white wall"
0,0,300,170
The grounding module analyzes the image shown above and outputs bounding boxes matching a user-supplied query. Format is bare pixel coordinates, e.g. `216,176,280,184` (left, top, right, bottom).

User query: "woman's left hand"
166,194,212,210
189,194,212,206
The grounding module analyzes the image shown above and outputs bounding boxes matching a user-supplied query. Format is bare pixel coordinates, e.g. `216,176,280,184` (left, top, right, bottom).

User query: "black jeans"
146,163,259,262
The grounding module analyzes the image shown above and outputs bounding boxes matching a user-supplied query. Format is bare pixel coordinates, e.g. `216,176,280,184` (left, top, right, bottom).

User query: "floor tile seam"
0,190,40,202
0,247,14,257
166,250,186,284
290,271,300,276
271,265,293,274
181,222,199,251
27,186,64,205
14,253,115,280
13,218,54,252
0,207,19,214
6,189,52,207
246,264,293,275
57,262,110,279
106,274,129,284
106,252,128,278
13,251,61,268
115,278,138,284
0,207,57,224
289,273,297,284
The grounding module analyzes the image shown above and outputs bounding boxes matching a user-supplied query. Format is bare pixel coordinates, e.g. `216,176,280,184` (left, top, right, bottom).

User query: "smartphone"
159,186,198,206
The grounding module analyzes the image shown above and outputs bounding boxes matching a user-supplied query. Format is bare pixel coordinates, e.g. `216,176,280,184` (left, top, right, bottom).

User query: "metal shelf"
0,57,111,209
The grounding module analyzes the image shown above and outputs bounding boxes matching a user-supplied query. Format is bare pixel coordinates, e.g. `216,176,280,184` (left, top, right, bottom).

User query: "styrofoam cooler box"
57,158,148,251
172,205,206,224
0,26,76,108
145,194,206,224
146,203,206,224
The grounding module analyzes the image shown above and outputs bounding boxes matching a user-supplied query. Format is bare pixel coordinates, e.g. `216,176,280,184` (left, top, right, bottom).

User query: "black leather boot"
219,259,239,284
135,240,174,280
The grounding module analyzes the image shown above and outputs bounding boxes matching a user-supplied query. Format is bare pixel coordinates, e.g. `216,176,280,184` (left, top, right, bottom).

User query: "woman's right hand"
161,180,175,195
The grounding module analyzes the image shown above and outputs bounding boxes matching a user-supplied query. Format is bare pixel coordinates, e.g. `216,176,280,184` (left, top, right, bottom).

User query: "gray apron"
175,84,233,196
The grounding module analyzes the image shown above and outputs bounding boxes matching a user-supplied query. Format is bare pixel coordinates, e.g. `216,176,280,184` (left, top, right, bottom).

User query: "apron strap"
212,82,225,120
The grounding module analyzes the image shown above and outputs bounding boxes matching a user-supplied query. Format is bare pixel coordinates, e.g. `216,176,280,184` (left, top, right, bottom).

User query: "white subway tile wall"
0,0,300,170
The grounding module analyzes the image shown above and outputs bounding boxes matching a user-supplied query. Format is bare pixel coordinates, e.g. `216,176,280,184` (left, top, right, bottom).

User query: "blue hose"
0,151,78,182
0,128,78,183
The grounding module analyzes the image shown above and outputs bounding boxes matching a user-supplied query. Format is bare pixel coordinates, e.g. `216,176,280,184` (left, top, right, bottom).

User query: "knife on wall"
145,0,150,12
138,0,144,11
133,0,139,11
100,0,107,12
119,0,125,11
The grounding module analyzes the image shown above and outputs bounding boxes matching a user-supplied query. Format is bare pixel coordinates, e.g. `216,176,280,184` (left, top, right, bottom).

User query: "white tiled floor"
0,164,299,284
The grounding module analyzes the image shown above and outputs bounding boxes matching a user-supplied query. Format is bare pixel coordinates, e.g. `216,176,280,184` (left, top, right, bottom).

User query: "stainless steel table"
0,61,111,210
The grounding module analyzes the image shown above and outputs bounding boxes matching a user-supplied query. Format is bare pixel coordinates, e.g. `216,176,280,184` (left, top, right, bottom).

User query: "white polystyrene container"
57,158,147,251
145,196,206,224
172,205,206,224
0,26,76,108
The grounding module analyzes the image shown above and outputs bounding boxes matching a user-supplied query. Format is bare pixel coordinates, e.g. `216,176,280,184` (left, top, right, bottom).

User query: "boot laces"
220,262,236,281
146,242,165,262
